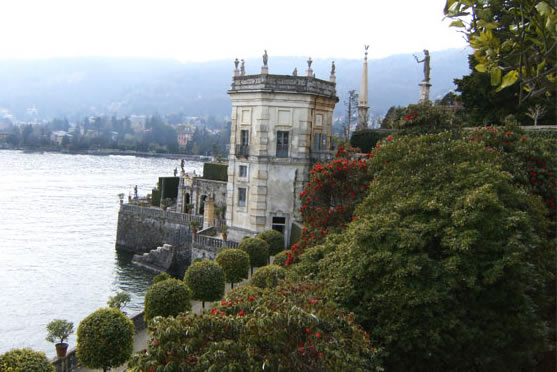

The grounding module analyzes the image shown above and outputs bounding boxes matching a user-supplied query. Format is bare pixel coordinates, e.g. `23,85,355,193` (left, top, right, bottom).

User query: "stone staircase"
132,244,175,273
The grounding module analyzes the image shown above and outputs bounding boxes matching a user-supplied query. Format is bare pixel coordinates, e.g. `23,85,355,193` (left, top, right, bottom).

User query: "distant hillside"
0,49,471,122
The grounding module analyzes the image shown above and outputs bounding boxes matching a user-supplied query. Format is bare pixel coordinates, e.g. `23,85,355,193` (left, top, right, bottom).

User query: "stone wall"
116,204,203,275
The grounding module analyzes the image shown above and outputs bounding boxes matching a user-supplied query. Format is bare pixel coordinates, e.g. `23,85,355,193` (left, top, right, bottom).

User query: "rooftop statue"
234,58,239,69
263,50,268,66
414,49,431,82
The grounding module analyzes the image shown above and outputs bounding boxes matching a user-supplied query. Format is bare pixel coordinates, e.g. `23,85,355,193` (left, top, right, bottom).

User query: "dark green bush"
152,272,171,284
272,250,289,267
320,133,553,371
350,129,392,153
215,248,250,288
76,308,134,372
0,348,54,372
257,229,285,256
144,278,192,322
128,281,381,372
184,260,225,307
238,237,269,274
250,265,286,289
202,162,228,181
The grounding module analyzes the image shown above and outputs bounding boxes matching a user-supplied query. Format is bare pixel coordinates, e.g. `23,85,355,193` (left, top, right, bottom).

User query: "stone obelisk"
356,45,370,131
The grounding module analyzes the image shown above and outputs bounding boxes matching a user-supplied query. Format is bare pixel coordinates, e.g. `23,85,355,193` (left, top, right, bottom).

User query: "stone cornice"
229,74,337,99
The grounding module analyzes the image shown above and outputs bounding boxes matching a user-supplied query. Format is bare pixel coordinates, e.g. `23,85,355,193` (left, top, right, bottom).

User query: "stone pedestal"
419,81,432,103
306,68,313,77
261,66,269,75
329,74,336,83
233,69,240,77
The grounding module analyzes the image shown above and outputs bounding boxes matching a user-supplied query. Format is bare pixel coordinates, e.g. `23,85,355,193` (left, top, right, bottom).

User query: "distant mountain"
0,49,472,122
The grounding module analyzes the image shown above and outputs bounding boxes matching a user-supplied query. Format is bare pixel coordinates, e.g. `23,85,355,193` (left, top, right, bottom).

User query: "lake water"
0,150,203,357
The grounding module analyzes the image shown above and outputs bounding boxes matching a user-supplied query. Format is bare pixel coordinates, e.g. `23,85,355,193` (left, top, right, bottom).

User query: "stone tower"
356,45,370,131
226,56,338,242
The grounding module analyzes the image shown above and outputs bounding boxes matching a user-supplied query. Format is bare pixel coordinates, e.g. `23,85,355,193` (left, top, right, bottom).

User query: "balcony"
235,144,249,157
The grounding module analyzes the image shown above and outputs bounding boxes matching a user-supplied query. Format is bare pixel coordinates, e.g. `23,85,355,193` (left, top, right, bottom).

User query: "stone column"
204,197,215,228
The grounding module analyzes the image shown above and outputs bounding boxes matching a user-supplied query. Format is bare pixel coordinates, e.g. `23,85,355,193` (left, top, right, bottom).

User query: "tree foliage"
76,308,134,372
238,237,269,273
128,281,382,372
250,264,287,289
215,248,250,288
144,278,192,322
257,229,285,256
318,133,553,370
445,0,557,103
0,348,54,372
184,261,225,307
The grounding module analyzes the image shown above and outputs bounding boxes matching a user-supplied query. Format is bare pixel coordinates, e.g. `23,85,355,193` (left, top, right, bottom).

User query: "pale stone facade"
226,73,338,242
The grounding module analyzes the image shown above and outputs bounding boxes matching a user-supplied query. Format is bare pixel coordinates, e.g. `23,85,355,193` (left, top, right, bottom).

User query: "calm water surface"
0,150,202,357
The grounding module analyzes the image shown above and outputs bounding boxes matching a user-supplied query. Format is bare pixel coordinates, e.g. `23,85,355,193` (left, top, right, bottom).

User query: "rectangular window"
276,131,289,158
238,187,246,207
240,130,249,145
272,216,286,234
313,133,322,151
239,165,247,178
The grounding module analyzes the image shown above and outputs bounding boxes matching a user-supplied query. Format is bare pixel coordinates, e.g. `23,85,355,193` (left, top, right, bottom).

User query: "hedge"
350,129,392,153
250,265,286,289
203,162,228,182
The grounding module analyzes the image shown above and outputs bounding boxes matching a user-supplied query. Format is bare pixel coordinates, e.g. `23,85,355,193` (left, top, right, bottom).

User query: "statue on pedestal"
263,50,268,66
414,49,431,82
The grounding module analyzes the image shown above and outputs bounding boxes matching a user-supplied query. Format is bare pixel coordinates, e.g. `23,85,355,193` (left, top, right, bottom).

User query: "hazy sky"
0,0,468,62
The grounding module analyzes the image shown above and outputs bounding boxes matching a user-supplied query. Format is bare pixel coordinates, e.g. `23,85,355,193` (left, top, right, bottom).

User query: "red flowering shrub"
289,146,374,261
385,103,461,134
128,281,382,371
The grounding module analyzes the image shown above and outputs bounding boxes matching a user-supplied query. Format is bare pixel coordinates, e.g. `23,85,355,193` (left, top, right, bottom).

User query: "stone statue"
307,57,313,69
263,50,268,66
180,159,185,172
234,58,239,69
174,168,177,177
414,49,431,82
292,67,297,76
364,44,369,60
331,61,335,75
240,59,245,75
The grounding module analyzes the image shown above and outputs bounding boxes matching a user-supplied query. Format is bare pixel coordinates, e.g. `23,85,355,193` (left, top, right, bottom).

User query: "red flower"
318,352,324,357
152,340,159,345
248,296,255,302
309,298,316,303
212,308,218,314
521,136,527,141
221,301,227,306
306,327,310,334
315,332,321,338
505,131,511,136
238,311,245,316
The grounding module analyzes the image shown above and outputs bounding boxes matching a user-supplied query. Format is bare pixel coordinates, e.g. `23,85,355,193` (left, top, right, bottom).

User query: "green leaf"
496,70,519,91
490,67,502,86
475,63,487,73
449,20,465,28
535,2,553,16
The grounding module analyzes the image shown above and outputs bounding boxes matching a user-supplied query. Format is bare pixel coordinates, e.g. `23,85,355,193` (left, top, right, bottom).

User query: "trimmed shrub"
250,265,286,289
257,229,285,256
128,281,381,372
152,272,171,284
203,162,228,181
216,248,250,288
238,237,269,274
0,348,54,372
77,308,134,372
320,133,553,370
184,261,225,308
144,278,192,322
350,129,391,153
272,250,289,267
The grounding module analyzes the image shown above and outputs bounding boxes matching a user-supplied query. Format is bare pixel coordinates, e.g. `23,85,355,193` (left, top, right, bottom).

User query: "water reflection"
112,250,156,313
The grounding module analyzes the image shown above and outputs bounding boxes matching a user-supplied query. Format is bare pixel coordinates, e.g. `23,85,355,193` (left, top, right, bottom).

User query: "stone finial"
364,44,369,61
233,58,240,77
306,57,313,77
261,50,269,75
330,61,336,83
292,67,298,76
240,59,245,76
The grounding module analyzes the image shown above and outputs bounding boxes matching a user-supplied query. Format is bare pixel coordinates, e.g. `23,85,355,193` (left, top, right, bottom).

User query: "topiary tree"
127,281,381,372
152,272,171,284
0,348,54,372
319,133,553,371
184,260,225,308
250,264,286,289
272,250,289,267
144,278,192,322
238,237,269,275
76,308,134,372
216,248,250,288
257,229,285,259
